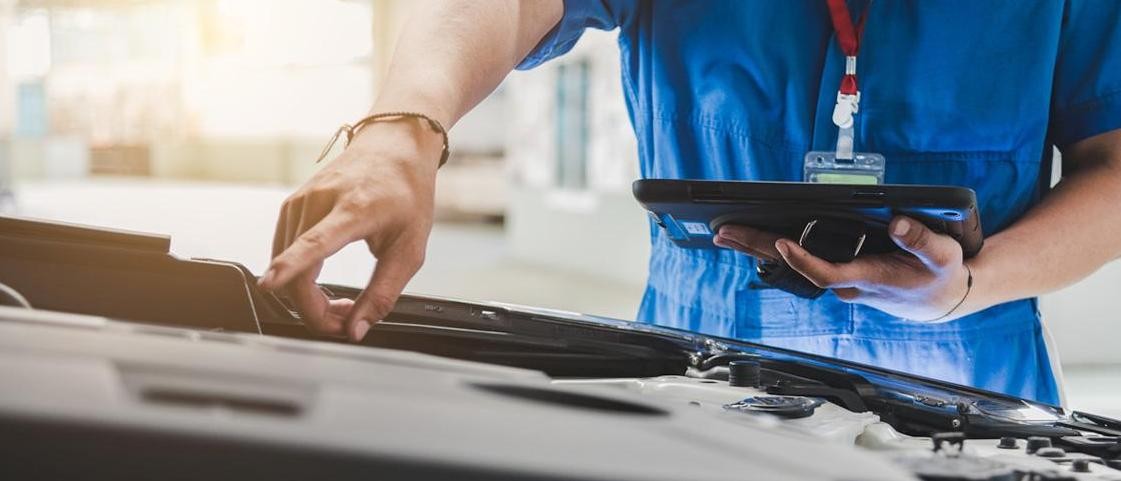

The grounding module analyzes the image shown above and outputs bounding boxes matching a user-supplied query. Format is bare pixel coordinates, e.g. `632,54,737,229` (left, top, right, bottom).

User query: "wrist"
955,248,1004,318
345,113,448,173
351,116,442,150
371,90,455,129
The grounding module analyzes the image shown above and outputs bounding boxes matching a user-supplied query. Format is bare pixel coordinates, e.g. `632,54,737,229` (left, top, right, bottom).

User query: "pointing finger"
287,265,344,335
271,200,291,260
259,211,358,290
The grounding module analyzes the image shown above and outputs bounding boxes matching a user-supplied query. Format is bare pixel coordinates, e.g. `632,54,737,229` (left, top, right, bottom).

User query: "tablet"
633,180,983,258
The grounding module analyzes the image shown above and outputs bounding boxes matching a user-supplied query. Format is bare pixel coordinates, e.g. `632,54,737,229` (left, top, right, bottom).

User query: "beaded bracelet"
316,111,449,167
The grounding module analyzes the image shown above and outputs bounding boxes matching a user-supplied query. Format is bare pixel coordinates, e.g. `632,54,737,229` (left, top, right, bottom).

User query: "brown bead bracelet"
315,111,450,168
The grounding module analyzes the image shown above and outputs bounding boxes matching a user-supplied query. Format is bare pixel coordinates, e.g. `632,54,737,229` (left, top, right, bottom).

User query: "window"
555,60,590,190
15,82,47,138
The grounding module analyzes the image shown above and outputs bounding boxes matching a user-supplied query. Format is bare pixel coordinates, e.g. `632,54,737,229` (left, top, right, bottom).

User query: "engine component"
892,455,1016,481
1027,436,1053,454
724,396,823,419
931,432,967,453
1058,435,1121,459
767,380,868,413
728,361,761,388
996,437,1019,449
1071,459,1092,473
1035,447,1066,458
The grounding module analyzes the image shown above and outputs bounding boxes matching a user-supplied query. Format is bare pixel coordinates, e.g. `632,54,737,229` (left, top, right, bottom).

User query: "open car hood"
1,215,1120,481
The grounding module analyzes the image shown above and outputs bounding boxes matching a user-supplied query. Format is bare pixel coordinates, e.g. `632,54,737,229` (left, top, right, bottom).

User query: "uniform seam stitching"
651,111,810,154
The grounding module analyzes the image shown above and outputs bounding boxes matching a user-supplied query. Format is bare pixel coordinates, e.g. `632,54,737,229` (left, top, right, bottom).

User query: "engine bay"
2,215,1120,481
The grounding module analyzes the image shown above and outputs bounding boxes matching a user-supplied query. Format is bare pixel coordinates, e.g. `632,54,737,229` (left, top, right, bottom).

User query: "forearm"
967,130,1121,310
372,0,562,128
270,1,562,340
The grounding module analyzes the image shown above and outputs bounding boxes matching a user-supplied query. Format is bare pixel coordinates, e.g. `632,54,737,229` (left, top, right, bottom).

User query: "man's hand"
258,120,441,341
252,0,563,342
715,217,972,321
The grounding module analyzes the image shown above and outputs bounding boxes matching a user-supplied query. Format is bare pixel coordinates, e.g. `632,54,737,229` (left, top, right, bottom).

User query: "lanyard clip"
833,88,860,160
832,91,861,129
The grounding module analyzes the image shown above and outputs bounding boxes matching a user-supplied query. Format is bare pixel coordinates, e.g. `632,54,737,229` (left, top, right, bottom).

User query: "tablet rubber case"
633,180,983,258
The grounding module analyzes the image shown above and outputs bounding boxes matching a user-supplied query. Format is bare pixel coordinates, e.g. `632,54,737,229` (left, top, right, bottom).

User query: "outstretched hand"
714,217,973,321
258,120,442,341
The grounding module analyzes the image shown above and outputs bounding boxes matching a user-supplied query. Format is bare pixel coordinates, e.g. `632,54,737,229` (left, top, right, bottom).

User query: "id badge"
803,151,885,185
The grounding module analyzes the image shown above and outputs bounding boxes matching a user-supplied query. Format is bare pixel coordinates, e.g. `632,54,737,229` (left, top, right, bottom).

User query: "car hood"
1,214,1119,481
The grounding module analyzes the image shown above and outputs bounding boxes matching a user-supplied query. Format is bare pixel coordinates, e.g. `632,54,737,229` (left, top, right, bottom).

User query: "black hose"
0,282,31,309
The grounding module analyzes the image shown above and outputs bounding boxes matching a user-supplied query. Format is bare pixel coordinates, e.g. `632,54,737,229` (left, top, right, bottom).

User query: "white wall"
505,30,646,284
507,188,651,286
1037,150,1121,365
0,1,14,137
1042,263,1121,365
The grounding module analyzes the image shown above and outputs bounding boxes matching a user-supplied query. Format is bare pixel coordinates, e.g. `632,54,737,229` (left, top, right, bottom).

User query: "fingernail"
352,319,371,341
775,240,791,258
892,219,911,237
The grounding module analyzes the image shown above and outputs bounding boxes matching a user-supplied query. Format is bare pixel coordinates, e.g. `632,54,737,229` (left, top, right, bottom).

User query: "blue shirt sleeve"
1049,0,1121,148
516,0,638,71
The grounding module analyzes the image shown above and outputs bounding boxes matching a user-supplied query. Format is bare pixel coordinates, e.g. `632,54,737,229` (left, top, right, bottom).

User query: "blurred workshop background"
0,0,1117,415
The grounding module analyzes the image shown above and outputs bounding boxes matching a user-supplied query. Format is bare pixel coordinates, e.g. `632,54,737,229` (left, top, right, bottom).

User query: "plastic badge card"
803,151,885,185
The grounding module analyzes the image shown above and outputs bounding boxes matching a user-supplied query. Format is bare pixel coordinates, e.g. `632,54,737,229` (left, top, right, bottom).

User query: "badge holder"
803,90,885,186
757,54,883,298
804,150,885,185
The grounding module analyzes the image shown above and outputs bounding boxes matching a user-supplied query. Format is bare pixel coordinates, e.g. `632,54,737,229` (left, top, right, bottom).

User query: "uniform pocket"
734,286,852,339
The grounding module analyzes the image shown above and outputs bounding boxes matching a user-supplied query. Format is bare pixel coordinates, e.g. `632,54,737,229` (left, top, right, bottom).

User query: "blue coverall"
518,0,1121,405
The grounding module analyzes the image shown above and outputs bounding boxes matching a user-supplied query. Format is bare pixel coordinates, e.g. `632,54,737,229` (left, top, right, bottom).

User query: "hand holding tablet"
633,180,983,301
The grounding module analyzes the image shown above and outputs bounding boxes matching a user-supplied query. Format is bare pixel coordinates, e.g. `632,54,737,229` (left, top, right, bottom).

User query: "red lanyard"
825,0,870,139
826,0,869,96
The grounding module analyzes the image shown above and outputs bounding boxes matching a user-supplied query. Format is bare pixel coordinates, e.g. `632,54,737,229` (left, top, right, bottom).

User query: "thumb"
888,216,961,269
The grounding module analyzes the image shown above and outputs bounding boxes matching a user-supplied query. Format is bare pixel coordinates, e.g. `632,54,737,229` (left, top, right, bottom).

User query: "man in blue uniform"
259,1,1121,405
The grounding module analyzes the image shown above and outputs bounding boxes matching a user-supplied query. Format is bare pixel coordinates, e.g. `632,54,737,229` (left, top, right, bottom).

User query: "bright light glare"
209,0,372,66
3,1,376,141
189,0,377,138
7,10,51,79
